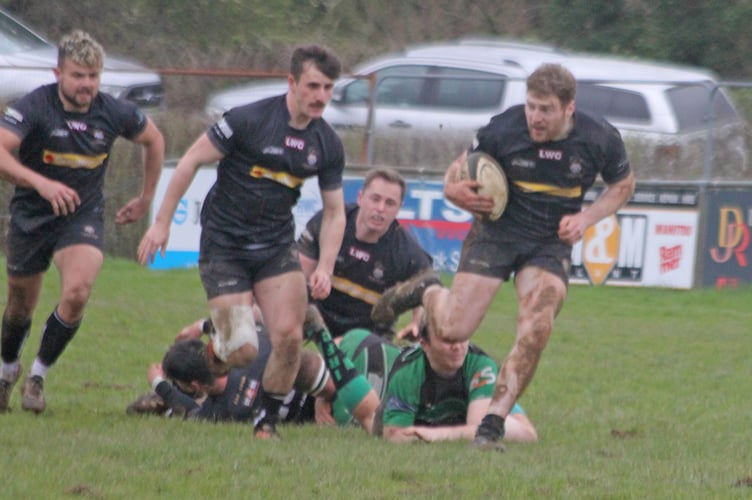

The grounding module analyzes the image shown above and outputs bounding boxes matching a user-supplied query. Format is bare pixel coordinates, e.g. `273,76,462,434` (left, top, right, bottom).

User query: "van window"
431,68,505,109
340,65,428,106
666,84,739,131
576,83,650,123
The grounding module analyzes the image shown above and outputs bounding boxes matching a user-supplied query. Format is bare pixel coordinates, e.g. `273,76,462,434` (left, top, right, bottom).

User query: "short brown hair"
362,167,407,202
526,63,576,105
290,44,341,81
58,30,104,69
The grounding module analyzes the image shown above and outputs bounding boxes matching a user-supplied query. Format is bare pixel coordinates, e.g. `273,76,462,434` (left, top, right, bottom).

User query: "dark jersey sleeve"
153,380,201,416
594,117,631,184
296,208,324,260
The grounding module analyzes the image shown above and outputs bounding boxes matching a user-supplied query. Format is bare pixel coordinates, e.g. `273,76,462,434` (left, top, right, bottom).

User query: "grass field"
0,257,750,498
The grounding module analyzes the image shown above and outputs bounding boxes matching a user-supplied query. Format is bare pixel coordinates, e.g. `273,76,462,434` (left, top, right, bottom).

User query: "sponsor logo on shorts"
81,225,98,239
218,279,239,288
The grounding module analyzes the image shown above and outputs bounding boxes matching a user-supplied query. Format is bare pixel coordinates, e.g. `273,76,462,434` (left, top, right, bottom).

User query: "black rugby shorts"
457,223,571,285
199,242,302,299
6,210,104,276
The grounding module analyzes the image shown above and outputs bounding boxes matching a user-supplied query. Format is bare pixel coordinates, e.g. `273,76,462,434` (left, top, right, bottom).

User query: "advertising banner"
570,184,699,289
148,167,701,289
700,188,752,288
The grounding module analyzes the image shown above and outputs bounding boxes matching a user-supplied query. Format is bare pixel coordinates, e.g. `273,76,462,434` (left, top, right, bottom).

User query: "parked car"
205,38,748,180
0,8,164,109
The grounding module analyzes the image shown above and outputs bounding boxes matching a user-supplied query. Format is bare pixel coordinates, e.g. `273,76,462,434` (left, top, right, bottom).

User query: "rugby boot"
126,391,168,416
0,364,22,413
20,375,46,414
253,409,281,440
370,268,442,323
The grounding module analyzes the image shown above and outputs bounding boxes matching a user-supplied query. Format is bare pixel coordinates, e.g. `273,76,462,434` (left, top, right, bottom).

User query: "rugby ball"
460,151,508,221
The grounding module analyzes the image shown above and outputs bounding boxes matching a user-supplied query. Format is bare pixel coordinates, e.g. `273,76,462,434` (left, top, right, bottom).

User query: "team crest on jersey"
93,129,105,141
306,148,319,167
568,157,583,176
372,263,384,281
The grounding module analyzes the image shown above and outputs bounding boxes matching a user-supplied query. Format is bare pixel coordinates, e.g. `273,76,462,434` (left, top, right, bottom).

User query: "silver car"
0,8,164,109
205,38,748,180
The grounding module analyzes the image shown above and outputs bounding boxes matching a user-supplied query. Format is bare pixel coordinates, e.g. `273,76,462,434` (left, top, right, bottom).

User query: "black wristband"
200,318,213,335
476,414,506,441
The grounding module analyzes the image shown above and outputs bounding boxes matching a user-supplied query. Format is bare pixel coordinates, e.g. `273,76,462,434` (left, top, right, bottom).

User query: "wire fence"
1,70,751,259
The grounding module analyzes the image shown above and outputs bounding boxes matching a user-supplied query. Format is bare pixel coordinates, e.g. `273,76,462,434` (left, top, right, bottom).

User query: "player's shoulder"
3,84,56,121
478,104,527,141
573,110,623,143
391,344,424,373
466,344,498,368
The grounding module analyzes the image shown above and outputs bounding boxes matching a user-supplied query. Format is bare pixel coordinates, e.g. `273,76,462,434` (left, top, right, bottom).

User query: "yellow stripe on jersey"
514,180,581,198
42,150,108,169
331,276,381,305
249,165,304,189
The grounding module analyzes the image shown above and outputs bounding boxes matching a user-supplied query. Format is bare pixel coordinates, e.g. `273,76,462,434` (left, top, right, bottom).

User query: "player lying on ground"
304,306,538,444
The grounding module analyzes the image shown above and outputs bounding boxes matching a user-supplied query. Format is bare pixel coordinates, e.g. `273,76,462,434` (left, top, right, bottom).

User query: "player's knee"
209,305,259,362
60,281,93,314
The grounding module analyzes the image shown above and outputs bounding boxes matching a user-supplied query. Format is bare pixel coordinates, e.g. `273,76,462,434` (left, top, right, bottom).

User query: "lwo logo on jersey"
570,214,647,285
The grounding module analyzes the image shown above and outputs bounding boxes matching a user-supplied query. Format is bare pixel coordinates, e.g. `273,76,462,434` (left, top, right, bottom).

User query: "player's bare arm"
138,133,223,265
558,171,635,245
115,118,165,224
443,151,494,216
0,129,80,216
382,425,421,443
412,396,490,442
309,187,345,300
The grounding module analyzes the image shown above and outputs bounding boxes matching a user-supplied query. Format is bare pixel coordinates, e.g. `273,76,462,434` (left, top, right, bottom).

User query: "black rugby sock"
38,308,80,366
1,314,31,363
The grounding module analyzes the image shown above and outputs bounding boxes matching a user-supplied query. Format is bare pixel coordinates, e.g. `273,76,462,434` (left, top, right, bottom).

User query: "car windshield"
666,83,739,131
0,12,49,54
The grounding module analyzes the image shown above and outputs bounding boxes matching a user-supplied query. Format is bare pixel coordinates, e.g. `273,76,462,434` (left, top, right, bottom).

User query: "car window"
431,68,505,109
666,83,739,131
340,65,504,110
340,65,428,105
576,83,651,123
0,12,48,53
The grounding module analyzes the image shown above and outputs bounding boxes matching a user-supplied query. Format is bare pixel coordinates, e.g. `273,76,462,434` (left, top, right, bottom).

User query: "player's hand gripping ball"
460,151,508,220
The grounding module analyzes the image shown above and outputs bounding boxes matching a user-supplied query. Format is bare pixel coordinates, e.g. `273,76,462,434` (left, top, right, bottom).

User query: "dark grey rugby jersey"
0,84,147,230
297,203,432,337
203,95,345,253
474,105,631,241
